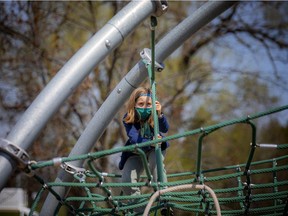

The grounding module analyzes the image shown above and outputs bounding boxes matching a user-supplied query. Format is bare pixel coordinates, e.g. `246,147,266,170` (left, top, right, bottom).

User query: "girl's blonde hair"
124,87,154,126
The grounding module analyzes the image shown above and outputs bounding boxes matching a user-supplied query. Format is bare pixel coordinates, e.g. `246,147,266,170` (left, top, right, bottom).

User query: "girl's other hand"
155,101,162,116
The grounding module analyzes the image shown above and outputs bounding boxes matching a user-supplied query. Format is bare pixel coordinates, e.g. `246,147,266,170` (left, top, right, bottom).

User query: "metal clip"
140,48,165,72
61,162,85,175
154,0,168,17
0,139,30,169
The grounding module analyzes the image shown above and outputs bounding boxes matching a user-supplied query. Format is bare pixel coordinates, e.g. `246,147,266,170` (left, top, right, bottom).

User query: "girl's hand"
155,101,162,116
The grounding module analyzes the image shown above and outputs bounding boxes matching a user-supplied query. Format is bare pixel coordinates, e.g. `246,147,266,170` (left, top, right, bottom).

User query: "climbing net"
21,104,287,215
2,15,287,216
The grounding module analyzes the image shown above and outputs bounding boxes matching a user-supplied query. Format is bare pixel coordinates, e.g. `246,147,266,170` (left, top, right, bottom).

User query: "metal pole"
156,1,237,62
0,0,158,191
41,1,236,214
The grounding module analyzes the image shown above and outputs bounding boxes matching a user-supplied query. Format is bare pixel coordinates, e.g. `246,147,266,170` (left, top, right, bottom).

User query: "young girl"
119,87,169,197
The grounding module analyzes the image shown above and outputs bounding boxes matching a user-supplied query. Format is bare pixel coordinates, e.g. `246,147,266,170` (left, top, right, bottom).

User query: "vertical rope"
148,16,165,183
149,16,159,139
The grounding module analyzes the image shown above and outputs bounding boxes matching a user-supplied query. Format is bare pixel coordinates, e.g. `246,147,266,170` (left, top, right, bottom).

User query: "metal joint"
236,165,241,172
134,143,139,153
43,183,49,190
75,172,86,183
107,189,112,196
0,138,30,169
96,181,103,187
153,0,168,17
243,168,251,178
140,48,165,72
146,179,152,187
200,127,207,135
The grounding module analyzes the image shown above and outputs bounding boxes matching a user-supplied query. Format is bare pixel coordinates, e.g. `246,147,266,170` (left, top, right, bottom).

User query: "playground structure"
0,1,287,215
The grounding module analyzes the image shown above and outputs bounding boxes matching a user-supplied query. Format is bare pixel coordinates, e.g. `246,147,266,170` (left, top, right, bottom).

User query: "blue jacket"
118,114,169,170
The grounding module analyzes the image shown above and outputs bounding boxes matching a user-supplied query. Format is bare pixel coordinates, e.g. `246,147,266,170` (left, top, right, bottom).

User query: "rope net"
14,15,287,216
25,105,288,216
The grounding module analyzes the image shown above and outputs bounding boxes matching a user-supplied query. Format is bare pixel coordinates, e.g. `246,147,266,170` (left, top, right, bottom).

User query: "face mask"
135,107,152,121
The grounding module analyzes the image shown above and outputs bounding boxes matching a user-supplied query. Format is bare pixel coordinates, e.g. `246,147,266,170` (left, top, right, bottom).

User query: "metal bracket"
0,139,30,169
140,48,164,72
61,162,85,175
154,0,168,17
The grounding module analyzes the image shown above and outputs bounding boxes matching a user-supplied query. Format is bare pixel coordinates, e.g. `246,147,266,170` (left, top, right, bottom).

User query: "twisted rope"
144,184,221,216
